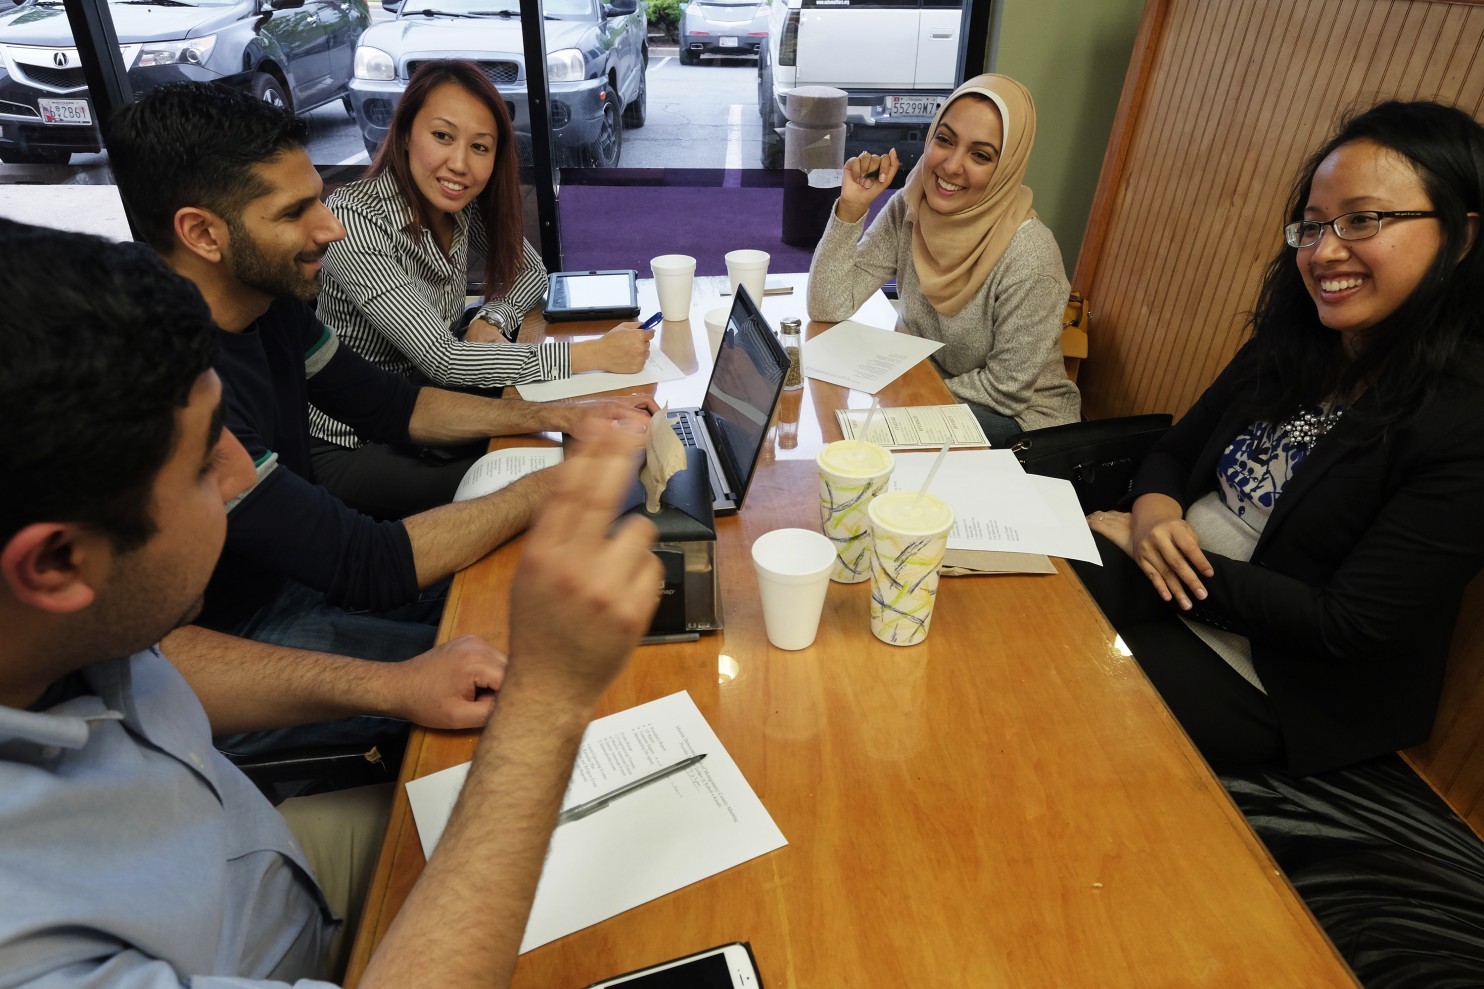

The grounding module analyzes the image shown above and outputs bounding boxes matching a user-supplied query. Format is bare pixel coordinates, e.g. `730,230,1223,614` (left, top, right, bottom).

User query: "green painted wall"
984,0,1145,276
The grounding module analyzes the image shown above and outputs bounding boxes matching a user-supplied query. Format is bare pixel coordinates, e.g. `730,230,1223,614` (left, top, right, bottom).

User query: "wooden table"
347,275,1355,987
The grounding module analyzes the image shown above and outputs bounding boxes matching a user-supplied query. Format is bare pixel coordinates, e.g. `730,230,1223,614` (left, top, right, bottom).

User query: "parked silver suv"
351,0,646,167
756,0,961,169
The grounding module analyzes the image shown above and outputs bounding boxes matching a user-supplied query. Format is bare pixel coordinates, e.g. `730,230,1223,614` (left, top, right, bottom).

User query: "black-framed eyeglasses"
1284,210,1441,248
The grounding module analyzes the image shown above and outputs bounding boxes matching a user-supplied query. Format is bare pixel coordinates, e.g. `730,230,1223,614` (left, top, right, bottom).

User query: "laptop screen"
701,289,789,499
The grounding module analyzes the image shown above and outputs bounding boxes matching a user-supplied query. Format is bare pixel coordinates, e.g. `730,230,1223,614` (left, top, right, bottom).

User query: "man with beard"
106,85,655,753
0,217,662,986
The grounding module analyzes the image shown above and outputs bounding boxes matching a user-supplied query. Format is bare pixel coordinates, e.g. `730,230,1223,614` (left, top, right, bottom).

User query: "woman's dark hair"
370,60,524,298
1242,99,1484,428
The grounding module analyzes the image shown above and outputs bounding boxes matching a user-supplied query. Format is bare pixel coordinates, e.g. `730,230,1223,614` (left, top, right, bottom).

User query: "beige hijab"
903,73,1038,316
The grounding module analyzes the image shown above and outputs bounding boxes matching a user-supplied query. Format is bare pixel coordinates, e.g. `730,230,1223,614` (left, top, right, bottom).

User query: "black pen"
639,312,663,329
557,753,708,826
641,631,701,645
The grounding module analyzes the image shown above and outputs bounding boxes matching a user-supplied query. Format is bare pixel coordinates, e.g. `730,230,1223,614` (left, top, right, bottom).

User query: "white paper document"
452,447,564,502
836,404,990,448
888,450,1100,569
404,691,787,953
845,290,902,331
515,348,685,402
803,320,943,393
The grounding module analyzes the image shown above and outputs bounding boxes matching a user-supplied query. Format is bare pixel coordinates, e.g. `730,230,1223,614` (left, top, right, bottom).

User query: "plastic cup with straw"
866,440,956,645
815,396,894,583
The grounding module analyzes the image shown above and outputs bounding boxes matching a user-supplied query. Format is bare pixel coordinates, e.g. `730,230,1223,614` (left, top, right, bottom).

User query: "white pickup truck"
755,0,962,169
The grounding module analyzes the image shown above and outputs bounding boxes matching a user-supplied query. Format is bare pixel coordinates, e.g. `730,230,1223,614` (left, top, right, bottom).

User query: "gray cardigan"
807,193,1081,431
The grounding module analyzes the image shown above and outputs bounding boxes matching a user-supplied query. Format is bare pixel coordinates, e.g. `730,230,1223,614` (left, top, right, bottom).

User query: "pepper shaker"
779,317,803,390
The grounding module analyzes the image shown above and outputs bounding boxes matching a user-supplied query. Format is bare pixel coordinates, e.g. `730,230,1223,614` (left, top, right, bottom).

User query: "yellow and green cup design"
867,490,954,646
816,440,895,583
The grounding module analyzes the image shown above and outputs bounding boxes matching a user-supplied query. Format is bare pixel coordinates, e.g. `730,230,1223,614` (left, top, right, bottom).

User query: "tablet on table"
544,269,641,322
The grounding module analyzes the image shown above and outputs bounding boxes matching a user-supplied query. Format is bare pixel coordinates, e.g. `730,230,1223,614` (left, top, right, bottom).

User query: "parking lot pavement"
622,50,766,169
53,37,769,172
309,46,769,170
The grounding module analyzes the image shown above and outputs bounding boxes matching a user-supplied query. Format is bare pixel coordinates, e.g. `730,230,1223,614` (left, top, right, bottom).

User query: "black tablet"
543,269,641,322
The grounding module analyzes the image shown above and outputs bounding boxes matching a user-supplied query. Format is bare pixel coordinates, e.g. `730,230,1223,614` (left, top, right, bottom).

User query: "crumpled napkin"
639,406,687,513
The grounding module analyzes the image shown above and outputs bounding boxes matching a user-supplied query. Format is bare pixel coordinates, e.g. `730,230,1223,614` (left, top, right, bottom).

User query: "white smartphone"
584,942,761,988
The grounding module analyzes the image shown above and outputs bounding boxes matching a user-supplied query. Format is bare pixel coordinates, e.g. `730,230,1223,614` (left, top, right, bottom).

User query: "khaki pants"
278,783,395,981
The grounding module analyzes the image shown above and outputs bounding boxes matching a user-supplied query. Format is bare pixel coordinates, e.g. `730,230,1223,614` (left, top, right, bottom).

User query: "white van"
756,0,962,168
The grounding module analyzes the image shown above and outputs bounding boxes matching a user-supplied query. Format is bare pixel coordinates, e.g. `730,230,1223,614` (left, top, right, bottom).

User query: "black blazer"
1132,347,1484,775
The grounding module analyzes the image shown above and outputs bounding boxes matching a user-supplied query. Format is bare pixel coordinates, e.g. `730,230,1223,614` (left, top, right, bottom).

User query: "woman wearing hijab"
806,74,1080,444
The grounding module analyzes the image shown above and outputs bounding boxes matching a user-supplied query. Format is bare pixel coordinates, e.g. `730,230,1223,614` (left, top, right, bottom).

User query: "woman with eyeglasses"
1079,100,1484,776
805,74,1081,445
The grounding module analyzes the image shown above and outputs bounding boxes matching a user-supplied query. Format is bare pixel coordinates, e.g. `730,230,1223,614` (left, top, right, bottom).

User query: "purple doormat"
559,181,816,276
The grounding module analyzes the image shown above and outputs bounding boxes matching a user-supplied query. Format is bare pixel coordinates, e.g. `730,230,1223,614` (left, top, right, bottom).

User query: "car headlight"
546,48,584,83
136,35,217,68
354,46,396,81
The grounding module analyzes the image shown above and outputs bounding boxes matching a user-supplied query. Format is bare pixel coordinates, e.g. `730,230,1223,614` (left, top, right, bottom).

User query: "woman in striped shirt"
312,59,652,517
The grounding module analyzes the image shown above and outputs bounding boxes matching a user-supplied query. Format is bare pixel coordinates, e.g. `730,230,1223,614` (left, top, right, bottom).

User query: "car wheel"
342,95,355,118
679,46,698,66
622,56,647,128
0,146,71,165
252,72,292,112
756,52,770,119
760,94,783,169
586,96,622,167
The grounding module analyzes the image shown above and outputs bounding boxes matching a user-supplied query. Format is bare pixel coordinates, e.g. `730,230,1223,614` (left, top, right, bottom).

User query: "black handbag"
1006,414,1172,514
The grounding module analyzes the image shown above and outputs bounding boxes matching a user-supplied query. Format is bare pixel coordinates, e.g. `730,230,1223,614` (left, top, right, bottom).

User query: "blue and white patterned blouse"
1181,405,1338,692
1213,415,1316,532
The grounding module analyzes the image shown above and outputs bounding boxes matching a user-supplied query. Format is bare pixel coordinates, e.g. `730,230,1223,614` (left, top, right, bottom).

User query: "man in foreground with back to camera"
103,83,656,755
0,218,662,987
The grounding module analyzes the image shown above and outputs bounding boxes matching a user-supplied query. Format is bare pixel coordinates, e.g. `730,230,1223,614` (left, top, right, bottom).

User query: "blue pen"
639,312,663,329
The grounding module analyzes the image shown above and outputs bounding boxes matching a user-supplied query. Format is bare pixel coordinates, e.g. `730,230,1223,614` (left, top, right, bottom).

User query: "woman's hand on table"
1128,493,1213,610
571,323,654,374
836,149,901,224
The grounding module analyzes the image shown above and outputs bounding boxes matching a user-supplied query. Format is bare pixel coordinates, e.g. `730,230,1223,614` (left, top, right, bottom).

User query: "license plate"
883,95,943,119
719,35,738,47
38,98,91,126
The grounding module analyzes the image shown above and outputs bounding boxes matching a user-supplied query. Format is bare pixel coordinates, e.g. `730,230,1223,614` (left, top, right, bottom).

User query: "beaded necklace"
1281,404,1345,448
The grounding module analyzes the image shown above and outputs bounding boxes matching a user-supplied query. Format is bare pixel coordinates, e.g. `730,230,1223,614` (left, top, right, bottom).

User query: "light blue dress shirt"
0,648,339,987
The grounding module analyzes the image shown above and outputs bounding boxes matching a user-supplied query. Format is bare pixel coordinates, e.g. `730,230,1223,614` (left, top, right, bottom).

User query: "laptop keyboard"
669,413,701,449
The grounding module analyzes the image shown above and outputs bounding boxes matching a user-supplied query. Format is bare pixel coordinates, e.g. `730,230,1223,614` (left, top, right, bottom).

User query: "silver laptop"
666,285,790,514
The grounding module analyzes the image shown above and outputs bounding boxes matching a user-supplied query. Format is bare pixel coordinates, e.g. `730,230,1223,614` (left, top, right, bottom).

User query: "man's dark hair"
1242,99,1484,429
0,219,219,551
109,83,310,252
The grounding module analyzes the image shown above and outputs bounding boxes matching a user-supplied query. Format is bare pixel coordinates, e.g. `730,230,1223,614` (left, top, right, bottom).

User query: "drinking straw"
856,396,882,449
912,440,953,513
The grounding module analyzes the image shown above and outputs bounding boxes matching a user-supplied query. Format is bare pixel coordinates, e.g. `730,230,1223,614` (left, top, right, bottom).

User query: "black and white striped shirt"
311,171,561,449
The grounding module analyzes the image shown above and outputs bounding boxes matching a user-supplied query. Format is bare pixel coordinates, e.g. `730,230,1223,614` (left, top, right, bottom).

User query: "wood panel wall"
1404,575,1484,830
1072,0,1484,421
1070,0,1484,835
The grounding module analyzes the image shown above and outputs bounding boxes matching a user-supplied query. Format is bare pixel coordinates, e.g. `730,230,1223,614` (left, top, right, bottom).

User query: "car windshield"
400,0,593,18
